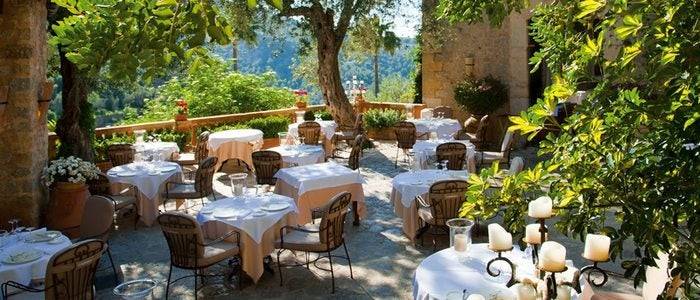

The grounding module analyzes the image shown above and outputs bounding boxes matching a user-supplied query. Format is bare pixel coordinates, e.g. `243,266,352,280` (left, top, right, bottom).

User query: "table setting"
267,144,325,167
413,139,476,171
391,169,470,240
287,120,337,156
106,161,182,226
409,118,462,139
196,191,298,283
208,129,264,169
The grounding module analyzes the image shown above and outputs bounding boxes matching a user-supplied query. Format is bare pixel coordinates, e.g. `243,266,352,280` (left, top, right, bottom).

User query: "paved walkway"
96,142,638,299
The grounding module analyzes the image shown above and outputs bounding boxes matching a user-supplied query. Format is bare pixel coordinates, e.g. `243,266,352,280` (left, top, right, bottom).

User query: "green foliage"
315,110,334,121
412,31,423,104
303,110,316,121
94,134,134,162
364,108,405,130
347,16,401,58
435,0,528,27
365,74,415,103
453,76,508,115
206,116,291,139
57,99,96,158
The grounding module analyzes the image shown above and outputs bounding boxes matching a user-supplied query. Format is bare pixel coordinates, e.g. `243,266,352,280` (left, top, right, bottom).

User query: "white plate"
261,202,290,212
26,230,62,243
252,210,267,217
2,249,43,265
118,171,138,177
159,166,177,172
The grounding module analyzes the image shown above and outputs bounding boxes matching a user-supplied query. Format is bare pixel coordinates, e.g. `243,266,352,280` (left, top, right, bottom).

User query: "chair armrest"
415,195,431,208
2,280,48,297
201,230,240,247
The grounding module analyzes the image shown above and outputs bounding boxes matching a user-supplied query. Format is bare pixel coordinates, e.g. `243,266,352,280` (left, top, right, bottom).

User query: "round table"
268,145,325,167
0,230,72,289
413,244,581,300
409,118,462,139
208,129,264,151
413,139,475,171
208,129,264,169
134,141,180,160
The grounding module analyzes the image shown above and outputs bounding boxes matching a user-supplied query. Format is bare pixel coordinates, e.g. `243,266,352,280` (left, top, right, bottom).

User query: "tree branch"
334,0,356,44
278,0,313,17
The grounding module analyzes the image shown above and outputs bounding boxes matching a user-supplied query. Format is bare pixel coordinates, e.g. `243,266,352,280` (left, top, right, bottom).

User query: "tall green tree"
50,0,232,161
347,16,401,97
437,0,700,296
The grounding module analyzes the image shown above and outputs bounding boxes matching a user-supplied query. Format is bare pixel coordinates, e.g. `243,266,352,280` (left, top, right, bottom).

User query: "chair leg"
238,256,243,290
165,264,173,300
327,251,335,294
277,250,283,286
395,147,399,168
194,269,198,300
343,242,354,279
106,247,119,284
305,252,310,269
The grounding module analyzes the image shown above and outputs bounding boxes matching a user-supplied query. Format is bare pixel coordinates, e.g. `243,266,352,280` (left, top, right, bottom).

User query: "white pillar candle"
510,283,537,300
583,234,611,261
528,196,553,218
488,224,513,251
466,295,486,300
538,241,567,271
453,233,469,252
524,224,547,244
555,286,572,300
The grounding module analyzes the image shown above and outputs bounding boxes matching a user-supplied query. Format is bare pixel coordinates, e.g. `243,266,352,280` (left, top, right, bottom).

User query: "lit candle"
453,233,469,252
538,241,566,271
466,295,486,300
583,234,611,262
510,283,537,300
524,224,547,244
488,224,513,251
528,196,553,218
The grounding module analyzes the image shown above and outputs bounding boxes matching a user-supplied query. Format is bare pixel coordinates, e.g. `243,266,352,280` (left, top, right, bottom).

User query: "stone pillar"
0,0,49,228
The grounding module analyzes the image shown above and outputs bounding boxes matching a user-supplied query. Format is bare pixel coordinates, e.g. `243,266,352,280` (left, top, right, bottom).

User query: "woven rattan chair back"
298,121,322,145
107,144,135,167
194,157,217,196
348,134,365,170
395,121,417,150
44,239,106,300
217,158,252,175
436,142,467,170
428,180,469,226
252,150,282,185
319,192,352,250
158,213,205,269
194,131,210,163
432,106,453,119
475,115,490,141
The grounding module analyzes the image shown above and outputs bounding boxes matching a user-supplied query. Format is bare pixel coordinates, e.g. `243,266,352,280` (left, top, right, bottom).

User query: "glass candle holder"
278,132,288,147
447,218,474,254
229,173,248,196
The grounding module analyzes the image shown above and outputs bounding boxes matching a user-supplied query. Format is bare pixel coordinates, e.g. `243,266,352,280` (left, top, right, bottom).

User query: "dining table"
391,169,470,241
0,229,72,296
409,118,462,139
287,120,337,157
413,244,584,300
106,161,182,226
196,193,298,283
413,139,476,172
274,161,365,225
267,144,325,167
208,129,264,169
133,141,180,161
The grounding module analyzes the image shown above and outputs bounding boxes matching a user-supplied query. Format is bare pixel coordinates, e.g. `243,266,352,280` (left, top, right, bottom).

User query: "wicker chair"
475,131,514,168
252,150,282,185
348,134,365,171
416,180,469,250
435,142,467,170
461,115,489,149
76,195,120,283
158,213,241,299
298,121,322,145
163,156,218,211
332,114,364,156
432,106,453,119
275,192,354,294
87,173,139,227
107,144,135,167
173,131,210,178
394,121,417,167
1,239,107,299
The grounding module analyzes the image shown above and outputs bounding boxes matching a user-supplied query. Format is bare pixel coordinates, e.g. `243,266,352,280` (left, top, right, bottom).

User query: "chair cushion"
163,184,201,199
274,224,326,252
418,207,436,225
110,194,137,211
334,131,355,141
463,133,479,141
198,240,240,267
477,151,506,163
174,153,196,165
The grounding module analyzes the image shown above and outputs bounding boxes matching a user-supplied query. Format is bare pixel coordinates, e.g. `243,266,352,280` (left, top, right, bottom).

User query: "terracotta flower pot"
175,113,188,121
295,101,307,110
46,182,89,238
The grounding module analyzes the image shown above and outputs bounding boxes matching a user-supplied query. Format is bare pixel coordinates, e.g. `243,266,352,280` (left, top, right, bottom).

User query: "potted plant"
175,98,188,121
364,108,406,140
42,156,100,238
454,75,508,118
294,89,308,110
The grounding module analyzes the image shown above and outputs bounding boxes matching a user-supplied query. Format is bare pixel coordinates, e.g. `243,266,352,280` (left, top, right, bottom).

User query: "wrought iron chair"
461,115,489,149
276,192,354,294
87,173,139,227
173,131,210,179
348,134,365,172
436,142,467,170
252,150,282,185
394,121,417,167
298,121,322,145
158,213,241,299
1,239,107,299
75,195,120,284
475,131,514,168
332,114,364,157
415,180,469,250
432,106,453,119
107,144,135,167
163,156,218,211
455,116,480,139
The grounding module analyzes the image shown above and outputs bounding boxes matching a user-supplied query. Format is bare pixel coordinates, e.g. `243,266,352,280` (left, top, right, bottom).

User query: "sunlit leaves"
614,14,643,39
582,32,604,58
576,0,605,19
620,42,641,66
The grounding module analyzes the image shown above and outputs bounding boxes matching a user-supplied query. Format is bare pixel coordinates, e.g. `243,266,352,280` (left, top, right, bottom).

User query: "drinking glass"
447,218,474,261
278,132,288,148
229,173,248,196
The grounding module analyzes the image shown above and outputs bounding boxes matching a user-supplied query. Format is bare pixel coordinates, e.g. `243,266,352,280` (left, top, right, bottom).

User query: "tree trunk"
55,51,94,162
315,25,356,129
373,49,380,97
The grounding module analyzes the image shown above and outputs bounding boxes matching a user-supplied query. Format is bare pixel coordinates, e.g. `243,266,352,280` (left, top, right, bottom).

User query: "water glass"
447,218,474,255
278,132,288,147
229,173,248,196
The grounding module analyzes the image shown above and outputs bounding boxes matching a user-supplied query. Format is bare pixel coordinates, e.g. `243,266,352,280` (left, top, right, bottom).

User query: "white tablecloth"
268,145,325,167
134,142,180,160
0,230,72,288
288,120,338,141
392,170,469,208
413,244,581,300
196,194,298,244
420,108,434,119
107,162,182,200
409,119,462,139
208,129,264,151
413,139,475,170
274,162,362,196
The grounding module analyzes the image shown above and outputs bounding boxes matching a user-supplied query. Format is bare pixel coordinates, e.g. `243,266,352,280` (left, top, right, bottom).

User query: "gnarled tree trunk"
55,51,94,161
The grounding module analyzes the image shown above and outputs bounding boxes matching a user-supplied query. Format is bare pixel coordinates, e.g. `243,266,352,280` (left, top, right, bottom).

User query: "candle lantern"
580,234,611,287
446,218,474,255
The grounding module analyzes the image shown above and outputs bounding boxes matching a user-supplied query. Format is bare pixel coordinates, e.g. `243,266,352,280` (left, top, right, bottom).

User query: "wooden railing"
47,101,427,159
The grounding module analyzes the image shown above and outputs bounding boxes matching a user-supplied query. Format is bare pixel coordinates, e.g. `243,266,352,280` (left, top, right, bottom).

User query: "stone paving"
95,142,639,299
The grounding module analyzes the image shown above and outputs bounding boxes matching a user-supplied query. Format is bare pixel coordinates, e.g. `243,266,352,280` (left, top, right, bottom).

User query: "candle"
528,196,553,218
524,224,547,244
538,241,566,271
466,295,486,300
556,286,572,300
583,234,611,261
510,283,537,300
453,233,469,252
488,224,513,251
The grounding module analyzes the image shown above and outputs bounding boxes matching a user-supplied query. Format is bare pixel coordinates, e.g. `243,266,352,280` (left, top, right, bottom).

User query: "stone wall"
0,0,48,228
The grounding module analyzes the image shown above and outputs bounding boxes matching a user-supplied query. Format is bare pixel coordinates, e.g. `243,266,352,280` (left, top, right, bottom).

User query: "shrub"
207,116,292,139
316,109,334,121
303,110,316,121
453,75,508,115
94,134,135,162
364,108,405,130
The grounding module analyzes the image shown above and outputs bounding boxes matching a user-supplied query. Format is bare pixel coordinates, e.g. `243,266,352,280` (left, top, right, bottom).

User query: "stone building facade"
0,0,49,227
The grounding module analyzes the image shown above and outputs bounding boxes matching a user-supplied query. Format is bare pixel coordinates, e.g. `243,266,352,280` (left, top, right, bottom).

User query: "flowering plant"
42,156,100,186
454,75,508,115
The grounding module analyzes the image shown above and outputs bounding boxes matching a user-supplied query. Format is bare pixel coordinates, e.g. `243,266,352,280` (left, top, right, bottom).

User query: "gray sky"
390,2,421,37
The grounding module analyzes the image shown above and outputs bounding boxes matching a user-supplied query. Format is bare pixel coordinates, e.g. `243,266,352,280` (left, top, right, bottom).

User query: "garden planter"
175,113,188,121
295,101,307,110
367,128,396,141
46,182,89,238
262,137,280,149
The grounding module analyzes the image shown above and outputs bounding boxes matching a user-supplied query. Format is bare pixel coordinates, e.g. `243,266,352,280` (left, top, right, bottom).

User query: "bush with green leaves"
453,75,508,115
316,109,334,121
364,108,405,130
205,116,292,139
303,110,316,121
